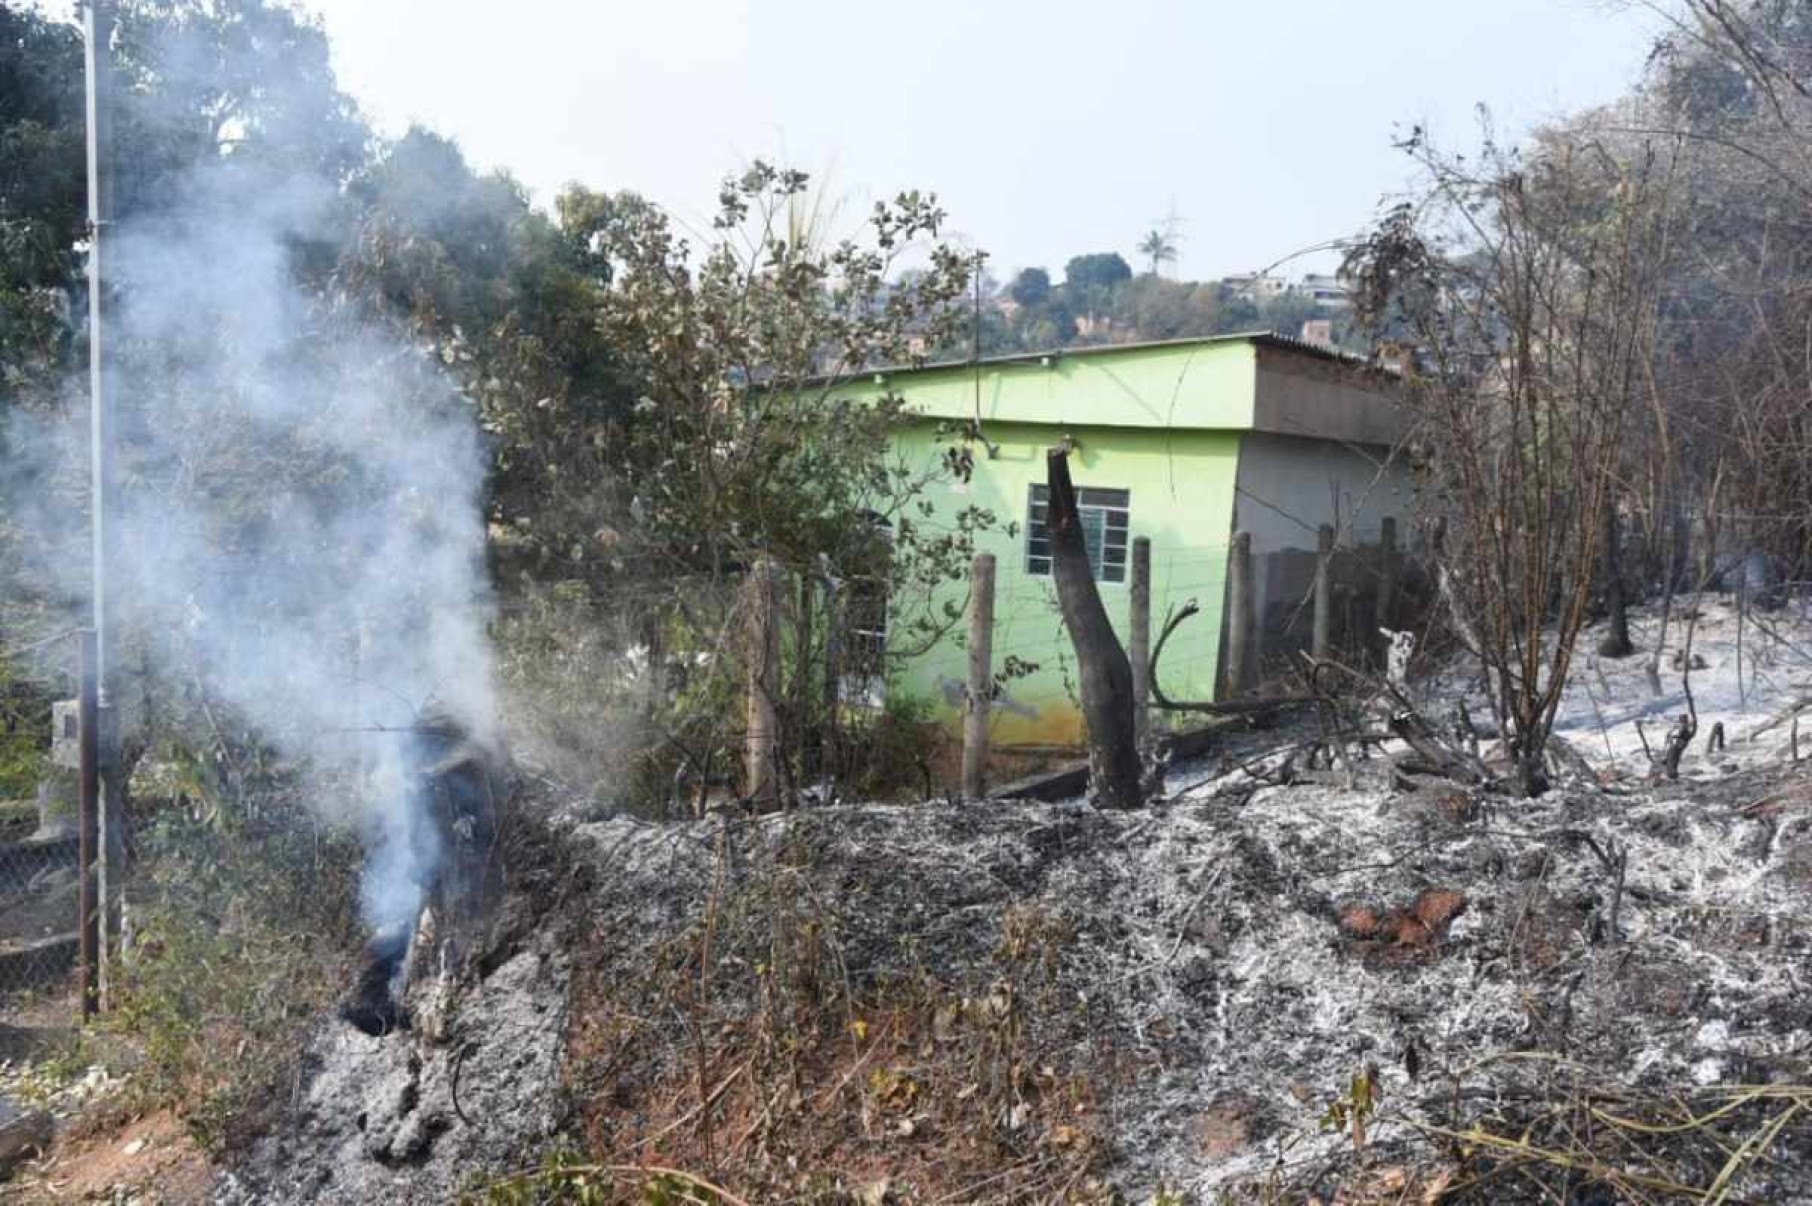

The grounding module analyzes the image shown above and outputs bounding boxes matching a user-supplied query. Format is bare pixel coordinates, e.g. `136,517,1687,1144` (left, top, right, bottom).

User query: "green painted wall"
889,417,1240,748
865,338,1256,431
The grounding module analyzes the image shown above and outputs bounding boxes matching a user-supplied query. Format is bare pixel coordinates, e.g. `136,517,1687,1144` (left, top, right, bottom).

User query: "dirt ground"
7,1111,213,1204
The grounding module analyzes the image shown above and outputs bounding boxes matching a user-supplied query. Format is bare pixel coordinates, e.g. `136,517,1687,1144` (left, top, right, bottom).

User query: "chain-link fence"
0,636,84,1008
0,793,79,999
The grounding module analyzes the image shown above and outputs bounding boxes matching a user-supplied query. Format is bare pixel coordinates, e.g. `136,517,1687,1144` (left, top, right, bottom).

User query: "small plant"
1320,1063,1382,1151
833,692,949,802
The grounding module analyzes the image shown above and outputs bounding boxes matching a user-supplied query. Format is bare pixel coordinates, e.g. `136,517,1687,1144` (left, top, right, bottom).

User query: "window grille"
1025,483,1130,584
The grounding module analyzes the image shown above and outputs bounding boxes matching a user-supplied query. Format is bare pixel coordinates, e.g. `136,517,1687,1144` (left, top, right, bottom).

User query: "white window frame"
1024,483,1131,584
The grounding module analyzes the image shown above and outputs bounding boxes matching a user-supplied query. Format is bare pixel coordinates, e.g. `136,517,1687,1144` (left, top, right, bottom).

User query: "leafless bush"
1347,126,1680,794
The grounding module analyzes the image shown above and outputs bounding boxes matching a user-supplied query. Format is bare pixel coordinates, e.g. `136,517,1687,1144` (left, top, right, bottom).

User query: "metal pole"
961,553,996,800
77,632,100,1021
83,0,122,1001
1129,537,1151,743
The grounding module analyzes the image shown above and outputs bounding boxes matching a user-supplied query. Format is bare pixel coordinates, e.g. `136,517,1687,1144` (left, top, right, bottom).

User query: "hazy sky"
298,0,1664,280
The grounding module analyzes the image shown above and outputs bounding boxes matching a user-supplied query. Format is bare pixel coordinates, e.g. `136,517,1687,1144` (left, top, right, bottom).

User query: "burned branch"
1147,600,1309,717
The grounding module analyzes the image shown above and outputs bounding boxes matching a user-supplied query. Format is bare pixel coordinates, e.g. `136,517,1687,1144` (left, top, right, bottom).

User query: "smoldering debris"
219,808,572,1206
340,707,507,1039
124,598,1812,1201
221,938,570,1205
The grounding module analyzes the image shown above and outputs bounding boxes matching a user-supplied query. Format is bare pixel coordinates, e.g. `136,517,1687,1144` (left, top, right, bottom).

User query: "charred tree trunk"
1045,446,1143,809
1598,501,1634,658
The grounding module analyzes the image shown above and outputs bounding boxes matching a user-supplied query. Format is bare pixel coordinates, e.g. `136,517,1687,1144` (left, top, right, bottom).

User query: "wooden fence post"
745,558,781,806
819,573,842,783
962,552,997,800
1313,524,1335,661
1130,537,1151,743
1377,516,1398,635
1226,531,1254,696
792,573,818,781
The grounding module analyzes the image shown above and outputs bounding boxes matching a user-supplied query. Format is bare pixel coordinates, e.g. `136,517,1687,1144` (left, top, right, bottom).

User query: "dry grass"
506,836,1122,1205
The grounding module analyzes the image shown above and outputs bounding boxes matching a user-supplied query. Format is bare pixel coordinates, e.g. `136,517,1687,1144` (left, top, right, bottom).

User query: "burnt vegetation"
8,1,1812,1204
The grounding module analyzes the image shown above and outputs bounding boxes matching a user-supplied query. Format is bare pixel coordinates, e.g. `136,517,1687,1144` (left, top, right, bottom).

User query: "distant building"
1300,272,1352,309
1299,318,1335,347
1223,273,1289,304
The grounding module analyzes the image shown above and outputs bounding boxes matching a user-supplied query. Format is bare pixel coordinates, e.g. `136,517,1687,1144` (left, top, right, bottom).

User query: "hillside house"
855,332,1413,750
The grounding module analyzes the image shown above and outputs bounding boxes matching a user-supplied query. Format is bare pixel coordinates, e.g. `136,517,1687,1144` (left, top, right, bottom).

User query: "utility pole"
83,0,122,999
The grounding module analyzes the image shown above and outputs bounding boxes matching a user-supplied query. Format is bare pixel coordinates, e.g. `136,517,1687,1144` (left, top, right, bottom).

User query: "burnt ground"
190,717,1812,1204
17,586,1812,1205
544,755,1812,1203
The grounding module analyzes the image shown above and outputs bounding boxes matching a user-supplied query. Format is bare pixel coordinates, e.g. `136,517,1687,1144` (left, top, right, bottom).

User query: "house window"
1025,484,1130,584
842,574,889,709
840,512,892,709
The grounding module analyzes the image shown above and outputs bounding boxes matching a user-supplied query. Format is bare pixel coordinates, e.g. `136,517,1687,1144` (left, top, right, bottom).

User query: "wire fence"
0,795,80,1000
0,634,81,1005
0,525,1410,1000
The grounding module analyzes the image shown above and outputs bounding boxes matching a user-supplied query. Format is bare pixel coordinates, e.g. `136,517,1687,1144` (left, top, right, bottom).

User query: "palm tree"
1138,228,1179,277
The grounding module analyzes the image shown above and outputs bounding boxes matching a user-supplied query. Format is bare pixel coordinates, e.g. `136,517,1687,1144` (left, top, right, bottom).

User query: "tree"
1045,446,1142,809
1063,252,1132,293
522,164,1002,798
1137,228,1178,276
583,164,984,581
340,128,628,589
0,3,86,397
1008,266,1052,308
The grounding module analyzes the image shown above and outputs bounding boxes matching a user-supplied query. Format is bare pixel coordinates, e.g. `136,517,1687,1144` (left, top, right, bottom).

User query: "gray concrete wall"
1230,431,1417,670
1252,345,1406,447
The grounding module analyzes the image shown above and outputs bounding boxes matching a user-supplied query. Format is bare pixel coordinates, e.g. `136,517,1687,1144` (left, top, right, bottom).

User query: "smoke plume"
9,156,496,940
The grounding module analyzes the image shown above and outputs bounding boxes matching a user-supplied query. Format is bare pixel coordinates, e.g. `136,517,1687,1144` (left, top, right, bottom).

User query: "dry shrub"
520,841,1117,1204
109,803,361,1150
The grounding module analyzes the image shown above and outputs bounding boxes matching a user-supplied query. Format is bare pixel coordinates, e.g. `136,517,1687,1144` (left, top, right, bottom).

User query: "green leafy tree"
1008,266,1052,307
1063,251,1132,293
339,129,628,587
0,3,87,397
583,163,992,596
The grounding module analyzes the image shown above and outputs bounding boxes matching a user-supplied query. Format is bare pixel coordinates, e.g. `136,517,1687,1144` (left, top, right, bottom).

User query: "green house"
860,333,1411,752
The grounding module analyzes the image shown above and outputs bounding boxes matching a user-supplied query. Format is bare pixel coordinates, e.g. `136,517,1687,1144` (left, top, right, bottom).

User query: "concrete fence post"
1227,531,1254,696
1313,524,1335,661
962,552,997,800
745,557,781,806
1130,537,1152,743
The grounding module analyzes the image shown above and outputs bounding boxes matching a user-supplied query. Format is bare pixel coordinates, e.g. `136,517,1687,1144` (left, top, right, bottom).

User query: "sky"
299,0,1666,282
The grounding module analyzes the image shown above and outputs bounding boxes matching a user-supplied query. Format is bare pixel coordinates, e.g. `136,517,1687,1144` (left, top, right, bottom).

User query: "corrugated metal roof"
871,329,1378,377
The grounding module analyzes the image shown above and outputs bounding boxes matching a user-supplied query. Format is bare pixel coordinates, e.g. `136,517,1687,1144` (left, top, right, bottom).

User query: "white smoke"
14,153,498,939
